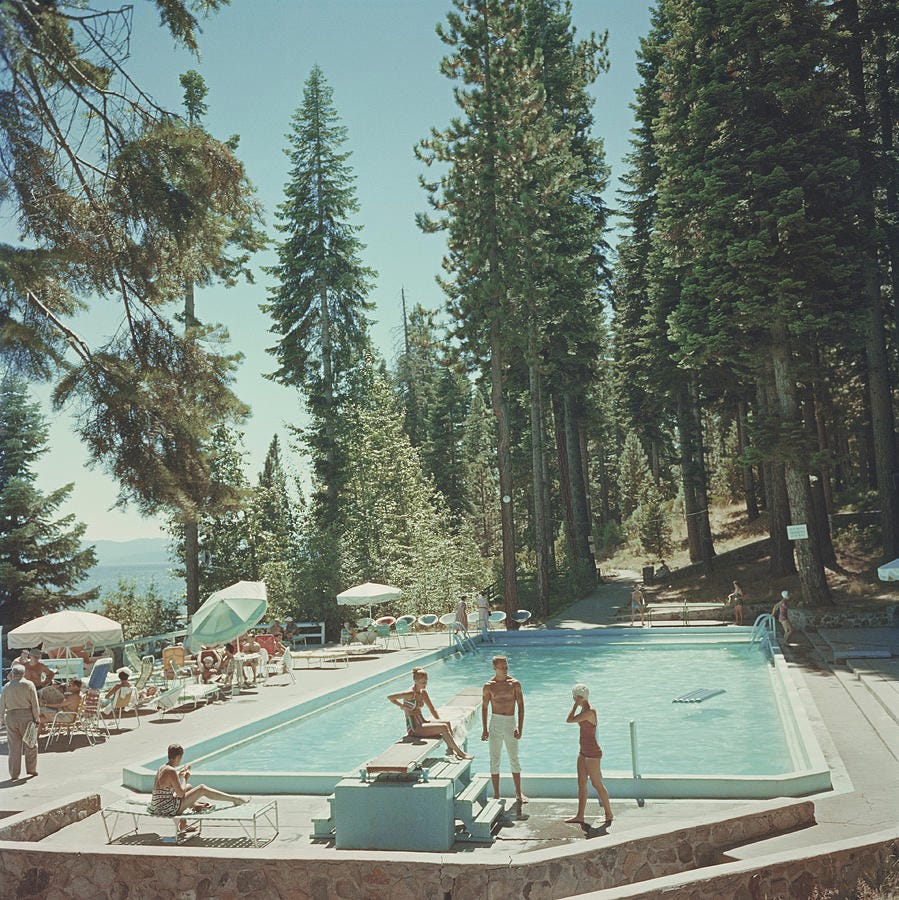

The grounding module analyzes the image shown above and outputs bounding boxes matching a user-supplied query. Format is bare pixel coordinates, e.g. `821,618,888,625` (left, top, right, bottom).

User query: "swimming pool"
124,628,831,800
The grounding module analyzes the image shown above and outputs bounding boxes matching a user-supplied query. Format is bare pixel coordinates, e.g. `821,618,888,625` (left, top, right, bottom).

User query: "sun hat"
117,666,132,678
781,590,789,599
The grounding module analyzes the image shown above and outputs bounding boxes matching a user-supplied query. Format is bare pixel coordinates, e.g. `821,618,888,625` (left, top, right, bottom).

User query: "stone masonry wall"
0,797,813,900
578,830,899,900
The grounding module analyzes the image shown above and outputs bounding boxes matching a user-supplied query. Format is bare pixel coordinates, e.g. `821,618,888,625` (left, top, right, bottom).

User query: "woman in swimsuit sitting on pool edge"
147,743,248,835
387,667,473,760
564,683,613,827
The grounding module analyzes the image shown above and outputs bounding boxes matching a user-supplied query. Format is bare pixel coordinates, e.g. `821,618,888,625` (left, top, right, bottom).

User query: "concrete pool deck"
2,574,899,895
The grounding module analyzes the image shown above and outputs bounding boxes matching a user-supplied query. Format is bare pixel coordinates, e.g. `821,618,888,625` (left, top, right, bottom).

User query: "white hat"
781,590,789,599
117,666,132,678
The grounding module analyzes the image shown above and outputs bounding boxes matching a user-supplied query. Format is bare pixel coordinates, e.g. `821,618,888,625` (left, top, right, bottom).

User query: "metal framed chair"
510,609,532,627
374,623,399,650
416,614,438,632
488,611,507,631
108,685,139,729
394,619,420,648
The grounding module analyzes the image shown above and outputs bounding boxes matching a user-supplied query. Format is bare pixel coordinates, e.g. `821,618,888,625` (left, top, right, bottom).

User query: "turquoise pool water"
193,637,792,777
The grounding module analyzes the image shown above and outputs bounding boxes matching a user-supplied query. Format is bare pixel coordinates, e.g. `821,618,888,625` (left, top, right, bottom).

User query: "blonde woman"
564,684,613,826
388,668,473,760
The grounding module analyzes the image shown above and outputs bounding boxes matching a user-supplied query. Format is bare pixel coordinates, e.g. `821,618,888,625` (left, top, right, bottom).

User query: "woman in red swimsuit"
564,683,613,826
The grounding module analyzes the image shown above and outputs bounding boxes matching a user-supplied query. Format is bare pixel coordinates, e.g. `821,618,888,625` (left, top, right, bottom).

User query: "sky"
32,0,654,542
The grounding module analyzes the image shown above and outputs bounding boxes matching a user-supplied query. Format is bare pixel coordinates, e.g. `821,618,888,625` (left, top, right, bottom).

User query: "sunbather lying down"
147,743,249,834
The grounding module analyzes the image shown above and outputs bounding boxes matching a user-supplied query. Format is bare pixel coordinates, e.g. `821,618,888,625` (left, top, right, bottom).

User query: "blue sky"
34,0,653,541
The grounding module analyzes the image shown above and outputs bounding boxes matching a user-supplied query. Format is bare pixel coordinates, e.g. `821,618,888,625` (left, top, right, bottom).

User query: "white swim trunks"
488,713,521,774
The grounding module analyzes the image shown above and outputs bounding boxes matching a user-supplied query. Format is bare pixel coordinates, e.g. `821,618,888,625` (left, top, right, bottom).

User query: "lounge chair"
73,690,111,744
510,609,532,627
43,698,83,748
162,645,194,681
107,685,139,729
265,647,295,684
87,657,113,691
122,643,142,673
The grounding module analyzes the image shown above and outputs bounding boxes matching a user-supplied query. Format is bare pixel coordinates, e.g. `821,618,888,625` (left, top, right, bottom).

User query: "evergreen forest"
1,0,898,635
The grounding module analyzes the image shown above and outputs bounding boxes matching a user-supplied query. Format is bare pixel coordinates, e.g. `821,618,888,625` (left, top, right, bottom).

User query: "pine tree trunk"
552,392,577,561
528,359,550,615
690,376,716,559
802,387,837,568
769,320,829,604
491,332,519,622
674,377,715,563
756,373,795,577
736,400,759,520
564,391,595,582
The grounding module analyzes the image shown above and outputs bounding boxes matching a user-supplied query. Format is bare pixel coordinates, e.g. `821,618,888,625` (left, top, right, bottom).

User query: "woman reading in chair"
147,744,248,835
388,668,473,761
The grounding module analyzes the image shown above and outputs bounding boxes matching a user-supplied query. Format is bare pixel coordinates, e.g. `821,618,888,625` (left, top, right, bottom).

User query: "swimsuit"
578,715,602,759
403,696,426,734
488,714,521,774
147,786,180,817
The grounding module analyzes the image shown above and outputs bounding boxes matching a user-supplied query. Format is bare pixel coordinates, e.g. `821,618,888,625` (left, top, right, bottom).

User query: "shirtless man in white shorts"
481,655,527,803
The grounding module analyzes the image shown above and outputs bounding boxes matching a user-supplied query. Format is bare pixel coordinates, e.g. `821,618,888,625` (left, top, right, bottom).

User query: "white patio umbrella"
187,580,268,650
336,582,402,619
8,610,123,651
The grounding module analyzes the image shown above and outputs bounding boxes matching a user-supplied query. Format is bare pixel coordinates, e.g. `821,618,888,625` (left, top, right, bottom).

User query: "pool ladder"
750,613,776,664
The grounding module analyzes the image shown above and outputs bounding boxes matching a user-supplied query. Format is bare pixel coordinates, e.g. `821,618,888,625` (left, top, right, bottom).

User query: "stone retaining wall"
0,797,813,899
578,830,899,900
0,793,99,843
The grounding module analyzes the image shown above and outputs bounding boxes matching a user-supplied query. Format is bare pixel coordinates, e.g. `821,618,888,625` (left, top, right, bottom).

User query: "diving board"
673,688,726,703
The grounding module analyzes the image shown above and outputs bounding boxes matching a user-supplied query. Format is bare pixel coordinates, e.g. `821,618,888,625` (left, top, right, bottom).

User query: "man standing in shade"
481,655,526,803
0,664,40,780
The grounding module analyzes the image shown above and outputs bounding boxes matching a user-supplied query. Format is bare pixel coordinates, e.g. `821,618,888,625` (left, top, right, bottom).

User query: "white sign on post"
786,524,809,540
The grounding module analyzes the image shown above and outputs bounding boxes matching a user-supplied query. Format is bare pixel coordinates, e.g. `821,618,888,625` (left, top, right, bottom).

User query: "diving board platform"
316,685,504,850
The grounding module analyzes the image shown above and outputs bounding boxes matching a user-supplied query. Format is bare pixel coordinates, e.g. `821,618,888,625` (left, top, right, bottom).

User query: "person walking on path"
482,655,527,803
564,684,613,827
772,591,794,643
631,583,647,627
0,664,40,780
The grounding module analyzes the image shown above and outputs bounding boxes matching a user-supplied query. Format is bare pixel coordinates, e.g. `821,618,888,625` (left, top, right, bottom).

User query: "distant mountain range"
78,537,183,605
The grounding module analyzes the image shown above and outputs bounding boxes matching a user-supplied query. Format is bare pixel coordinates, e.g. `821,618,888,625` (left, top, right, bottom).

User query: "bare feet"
564,816,586,824
233,796,250,806
456,751,474,760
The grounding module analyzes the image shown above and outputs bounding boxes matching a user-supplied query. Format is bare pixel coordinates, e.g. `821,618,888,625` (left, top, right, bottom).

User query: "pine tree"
264,64,375,526
418,0,588,617
248,435,299,620
0,377,98,629
635,482,673,561
1,3,263,532
616,431,652,521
